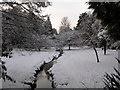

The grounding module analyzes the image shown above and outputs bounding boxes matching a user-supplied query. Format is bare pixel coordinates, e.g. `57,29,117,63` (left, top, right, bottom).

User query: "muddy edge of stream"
23,49,63,90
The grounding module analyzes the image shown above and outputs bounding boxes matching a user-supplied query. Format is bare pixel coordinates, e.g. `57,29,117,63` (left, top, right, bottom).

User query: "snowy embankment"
51,48,118,88
1,49,59,88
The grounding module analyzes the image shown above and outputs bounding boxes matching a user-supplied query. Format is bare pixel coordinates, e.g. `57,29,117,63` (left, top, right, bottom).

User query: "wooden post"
118,50,120,72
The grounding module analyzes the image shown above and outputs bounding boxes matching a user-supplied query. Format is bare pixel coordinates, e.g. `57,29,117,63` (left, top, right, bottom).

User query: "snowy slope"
2,49,59,88
51,48,118,88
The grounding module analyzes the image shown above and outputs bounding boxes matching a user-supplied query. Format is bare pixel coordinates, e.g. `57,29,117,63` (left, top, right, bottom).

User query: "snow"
1,48,118,88
1,49,59,88
51,48,118,88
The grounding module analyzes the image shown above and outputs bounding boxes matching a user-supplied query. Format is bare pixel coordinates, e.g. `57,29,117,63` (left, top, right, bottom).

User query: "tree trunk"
68,44,71,50
103,44,106,55
102,38,107,55
93,46,100,63
91,41,100,63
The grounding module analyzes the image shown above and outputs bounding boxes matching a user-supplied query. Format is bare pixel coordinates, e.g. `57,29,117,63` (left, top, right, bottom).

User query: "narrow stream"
36,69,52,88
23,49,63,89
35,49,63,89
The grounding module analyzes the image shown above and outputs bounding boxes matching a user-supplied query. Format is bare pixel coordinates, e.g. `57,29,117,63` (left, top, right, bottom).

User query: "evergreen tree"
88,1,120,41
1,1,52,51
44,16,53,36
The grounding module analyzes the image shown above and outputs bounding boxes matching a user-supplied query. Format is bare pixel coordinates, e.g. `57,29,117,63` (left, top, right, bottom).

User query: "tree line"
1,1,57,52
1,1,120,55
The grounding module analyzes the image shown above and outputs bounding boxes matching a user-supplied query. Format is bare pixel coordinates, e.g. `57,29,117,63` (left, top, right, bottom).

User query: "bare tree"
59,16,71,33
57,16,74,50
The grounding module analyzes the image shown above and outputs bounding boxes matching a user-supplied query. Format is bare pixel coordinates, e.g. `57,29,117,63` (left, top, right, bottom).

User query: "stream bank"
23,49,63,89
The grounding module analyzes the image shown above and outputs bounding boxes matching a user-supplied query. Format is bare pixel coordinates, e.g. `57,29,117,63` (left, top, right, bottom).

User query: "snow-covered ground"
1,49,59,88
51,48,118,88
1,48,118,88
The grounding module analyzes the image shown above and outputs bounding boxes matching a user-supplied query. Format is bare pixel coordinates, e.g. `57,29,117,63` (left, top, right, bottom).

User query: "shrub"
104,58,120,90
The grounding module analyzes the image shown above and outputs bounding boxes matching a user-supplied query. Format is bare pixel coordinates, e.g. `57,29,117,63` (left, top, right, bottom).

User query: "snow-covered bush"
113,41,120,49
110,41,120,50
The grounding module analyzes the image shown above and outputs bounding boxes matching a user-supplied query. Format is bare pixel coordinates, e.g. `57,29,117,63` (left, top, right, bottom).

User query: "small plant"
104,58,120,90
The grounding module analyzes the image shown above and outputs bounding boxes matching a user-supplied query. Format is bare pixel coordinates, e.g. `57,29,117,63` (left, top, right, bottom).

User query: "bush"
110,41,120,50
104,58,120,90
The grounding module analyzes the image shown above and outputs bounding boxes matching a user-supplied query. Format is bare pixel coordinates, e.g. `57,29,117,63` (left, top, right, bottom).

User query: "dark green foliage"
88,2,120,41
104,58,120,90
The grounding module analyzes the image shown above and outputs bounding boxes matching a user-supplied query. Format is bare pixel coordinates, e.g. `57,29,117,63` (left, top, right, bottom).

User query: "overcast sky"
0,0,90,30
43,0,90,30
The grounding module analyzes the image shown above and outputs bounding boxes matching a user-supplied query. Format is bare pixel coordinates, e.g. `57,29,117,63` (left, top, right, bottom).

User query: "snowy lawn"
1,49,59,88
51,48,118,88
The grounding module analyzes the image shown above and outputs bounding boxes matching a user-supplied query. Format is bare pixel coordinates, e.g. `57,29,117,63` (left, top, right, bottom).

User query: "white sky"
0,0,90,30
43,0,90,30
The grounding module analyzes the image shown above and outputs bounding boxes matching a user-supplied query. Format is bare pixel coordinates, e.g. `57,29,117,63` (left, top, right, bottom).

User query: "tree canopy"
88,2,120,41
1,1,56,51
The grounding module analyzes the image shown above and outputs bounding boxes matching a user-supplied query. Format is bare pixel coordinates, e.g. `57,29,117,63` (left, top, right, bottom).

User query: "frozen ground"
51,48,118,88
1,49,59,88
